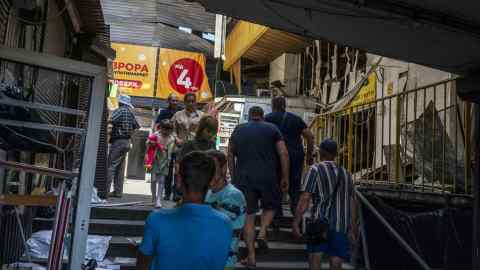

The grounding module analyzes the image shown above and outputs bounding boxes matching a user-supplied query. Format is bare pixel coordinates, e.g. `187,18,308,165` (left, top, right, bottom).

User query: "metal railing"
312,78,473,195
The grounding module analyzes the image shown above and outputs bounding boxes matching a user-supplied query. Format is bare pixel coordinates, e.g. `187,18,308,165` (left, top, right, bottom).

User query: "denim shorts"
306,231,350,261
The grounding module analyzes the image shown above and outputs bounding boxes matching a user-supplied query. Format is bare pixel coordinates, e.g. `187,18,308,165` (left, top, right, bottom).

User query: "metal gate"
0,46,106,270
312,78,474,195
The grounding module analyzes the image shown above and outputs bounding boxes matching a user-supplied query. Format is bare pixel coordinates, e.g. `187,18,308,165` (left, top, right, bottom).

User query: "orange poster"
111,43,158,97
157,48,212,102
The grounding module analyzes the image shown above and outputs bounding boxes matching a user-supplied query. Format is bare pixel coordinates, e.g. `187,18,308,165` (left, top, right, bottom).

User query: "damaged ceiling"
192,0,480,75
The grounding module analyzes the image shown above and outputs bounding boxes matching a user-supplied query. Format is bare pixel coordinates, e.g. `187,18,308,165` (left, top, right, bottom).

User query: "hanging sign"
347,72,377,109
157,48,212,102
111,43,158,97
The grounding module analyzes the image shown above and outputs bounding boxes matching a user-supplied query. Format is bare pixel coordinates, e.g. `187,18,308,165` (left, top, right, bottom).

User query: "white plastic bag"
26,231,112,262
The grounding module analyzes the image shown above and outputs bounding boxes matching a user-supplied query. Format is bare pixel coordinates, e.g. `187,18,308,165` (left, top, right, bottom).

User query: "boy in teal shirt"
205,150,246,270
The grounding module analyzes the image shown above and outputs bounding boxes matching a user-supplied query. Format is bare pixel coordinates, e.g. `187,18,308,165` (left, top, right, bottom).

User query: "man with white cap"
107,94,140,198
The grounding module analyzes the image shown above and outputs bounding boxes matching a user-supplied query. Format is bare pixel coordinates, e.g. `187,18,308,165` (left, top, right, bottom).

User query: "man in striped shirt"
292,139,358,270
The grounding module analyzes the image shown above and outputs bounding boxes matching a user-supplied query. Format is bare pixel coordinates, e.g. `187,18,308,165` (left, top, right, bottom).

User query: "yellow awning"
224,21,309,70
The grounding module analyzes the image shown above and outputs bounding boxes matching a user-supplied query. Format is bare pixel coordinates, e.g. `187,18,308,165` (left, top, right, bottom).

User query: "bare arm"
294,192,311,224
136,251,152,270
302,128,315,165
276,140,290,192
292,192,312,238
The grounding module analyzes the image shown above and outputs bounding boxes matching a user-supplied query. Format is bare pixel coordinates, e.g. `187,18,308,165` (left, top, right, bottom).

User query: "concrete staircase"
32,203,354,269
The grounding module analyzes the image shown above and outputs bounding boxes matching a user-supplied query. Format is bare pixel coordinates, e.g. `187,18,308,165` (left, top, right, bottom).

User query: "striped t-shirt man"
301,161,354,234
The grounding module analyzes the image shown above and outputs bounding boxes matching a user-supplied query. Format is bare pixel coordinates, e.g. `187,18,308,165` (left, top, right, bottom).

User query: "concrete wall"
269,53,299,96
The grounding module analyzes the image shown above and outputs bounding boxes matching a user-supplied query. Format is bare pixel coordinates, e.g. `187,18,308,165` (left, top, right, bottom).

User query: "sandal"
240,258,256,269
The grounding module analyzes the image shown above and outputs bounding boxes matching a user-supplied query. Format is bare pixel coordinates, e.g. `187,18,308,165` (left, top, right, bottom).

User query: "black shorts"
237,185,281,215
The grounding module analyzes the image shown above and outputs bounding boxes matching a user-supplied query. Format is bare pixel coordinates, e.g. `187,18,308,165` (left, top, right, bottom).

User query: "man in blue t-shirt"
265,96,314,214
228,106,290,268
137,151,233,270
205,150,246,270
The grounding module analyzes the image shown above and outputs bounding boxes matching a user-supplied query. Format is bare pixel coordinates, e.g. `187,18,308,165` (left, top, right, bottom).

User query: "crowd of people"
106,93,357,270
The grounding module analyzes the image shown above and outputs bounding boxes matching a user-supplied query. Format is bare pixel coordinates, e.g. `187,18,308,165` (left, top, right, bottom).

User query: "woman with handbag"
292,139,358,270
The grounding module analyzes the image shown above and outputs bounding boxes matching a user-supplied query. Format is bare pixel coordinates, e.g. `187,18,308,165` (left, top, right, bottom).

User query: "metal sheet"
108,20,214,56
405,101,467,192
101,0,215,33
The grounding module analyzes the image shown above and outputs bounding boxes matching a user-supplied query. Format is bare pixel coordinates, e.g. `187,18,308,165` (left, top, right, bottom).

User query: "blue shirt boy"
139,203,233,270
205,183,246,269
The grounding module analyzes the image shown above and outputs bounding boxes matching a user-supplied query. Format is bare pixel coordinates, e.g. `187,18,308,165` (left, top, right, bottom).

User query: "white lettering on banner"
176,69,193,89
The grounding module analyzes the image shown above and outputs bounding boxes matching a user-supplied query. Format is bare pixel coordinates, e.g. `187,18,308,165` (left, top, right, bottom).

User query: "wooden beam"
0,194,57,206
0,160,77,179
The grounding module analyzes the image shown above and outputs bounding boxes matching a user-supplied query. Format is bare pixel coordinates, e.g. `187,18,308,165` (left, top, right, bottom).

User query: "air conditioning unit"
257,89,272,97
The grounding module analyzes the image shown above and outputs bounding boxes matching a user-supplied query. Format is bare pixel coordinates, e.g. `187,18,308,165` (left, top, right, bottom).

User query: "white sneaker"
155,202,162,208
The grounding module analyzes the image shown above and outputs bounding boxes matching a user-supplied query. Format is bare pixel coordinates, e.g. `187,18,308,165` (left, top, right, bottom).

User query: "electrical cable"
2,125,64,153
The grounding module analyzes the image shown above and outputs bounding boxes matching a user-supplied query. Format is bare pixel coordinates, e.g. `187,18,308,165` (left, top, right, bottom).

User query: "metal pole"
472,104,480,270
355,190,432,270
395,94,402,185
69,73,106,270
358,202,371,270
465,103,472,192
348,107,354,171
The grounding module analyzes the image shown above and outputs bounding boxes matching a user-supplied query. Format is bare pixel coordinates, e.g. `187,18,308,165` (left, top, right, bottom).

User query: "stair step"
33,219,303,243
91,206,152,221
91,206,294,227
94,258,353,270
106,237,306,261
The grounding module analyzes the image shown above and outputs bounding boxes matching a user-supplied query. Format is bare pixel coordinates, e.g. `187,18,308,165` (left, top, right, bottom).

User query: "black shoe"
256,238,269,255
108,192,122,198
163,194,171,201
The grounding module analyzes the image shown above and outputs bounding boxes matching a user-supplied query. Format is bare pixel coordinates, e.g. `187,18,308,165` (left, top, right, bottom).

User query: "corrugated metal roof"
101,0,215,33
108,19,213,57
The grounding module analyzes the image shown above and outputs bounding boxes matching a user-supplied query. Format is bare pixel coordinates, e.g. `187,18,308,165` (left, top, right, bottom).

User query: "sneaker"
155,202,162,208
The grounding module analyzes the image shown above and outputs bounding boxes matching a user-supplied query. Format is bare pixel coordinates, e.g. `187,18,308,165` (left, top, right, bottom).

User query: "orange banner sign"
157,48,212,102
111,43,158,97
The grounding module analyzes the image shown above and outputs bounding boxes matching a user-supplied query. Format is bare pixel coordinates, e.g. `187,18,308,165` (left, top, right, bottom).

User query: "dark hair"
196,115,218,139
184,92,196,102
206,150,227,168
159,119,173,130
179,151,216,193
248,106,264,118
272,96,287,112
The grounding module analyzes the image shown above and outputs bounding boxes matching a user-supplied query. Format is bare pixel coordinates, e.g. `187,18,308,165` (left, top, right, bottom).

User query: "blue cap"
320,138,338,154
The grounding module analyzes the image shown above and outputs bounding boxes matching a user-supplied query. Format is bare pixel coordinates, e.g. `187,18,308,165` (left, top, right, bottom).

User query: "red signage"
167,58,205,94
112,79,143,89
113,61,149,73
